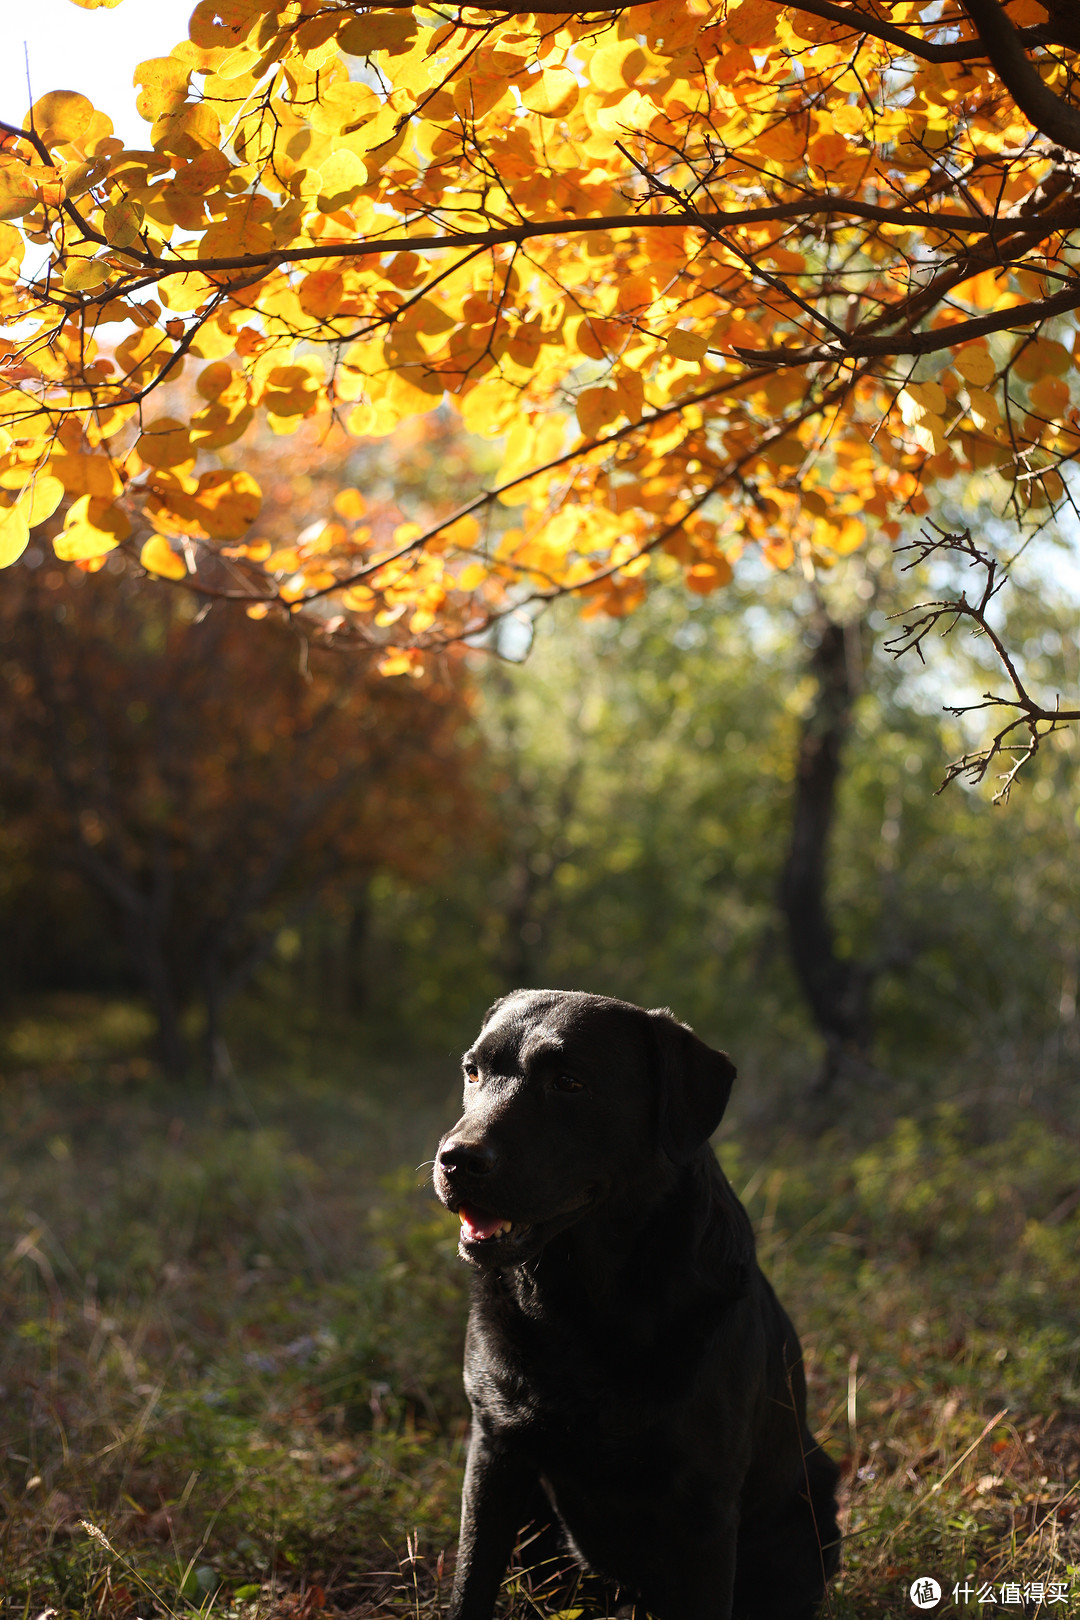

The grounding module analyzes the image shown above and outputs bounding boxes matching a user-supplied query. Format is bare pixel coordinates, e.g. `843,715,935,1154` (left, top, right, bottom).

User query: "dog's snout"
439,1138,496,1178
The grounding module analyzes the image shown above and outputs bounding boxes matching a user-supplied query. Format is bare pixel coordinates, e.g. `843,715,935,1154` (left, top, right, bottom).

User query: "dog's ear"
646,1008,737,1164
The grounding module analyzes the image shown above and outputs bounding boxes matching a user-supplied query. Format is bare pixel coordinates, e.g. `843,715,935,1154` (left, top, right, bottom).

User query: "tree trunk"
345,886,370,1013
778,607,873,1091
117,908,188,1080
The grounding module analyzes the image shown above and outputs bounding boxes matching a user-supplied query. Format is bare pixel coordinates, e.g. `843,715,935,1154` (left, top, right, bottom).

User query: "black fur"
434,989,840,1620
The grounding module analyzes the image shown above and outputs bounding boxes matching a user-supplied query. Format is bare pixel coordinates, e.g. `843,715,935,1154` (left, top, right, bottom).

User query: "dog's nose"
438,1138,496,1178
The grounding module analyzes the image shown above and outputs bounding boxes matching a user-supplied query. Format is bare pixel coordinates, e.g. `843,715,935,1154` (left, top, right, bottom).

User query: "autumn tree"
0,564,476,1078
0,0,1079,753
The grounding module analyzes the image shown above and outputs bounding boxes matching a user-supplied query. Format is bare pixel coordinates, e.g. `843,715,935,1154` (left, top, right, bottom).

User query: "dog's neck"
485,1151,753,1326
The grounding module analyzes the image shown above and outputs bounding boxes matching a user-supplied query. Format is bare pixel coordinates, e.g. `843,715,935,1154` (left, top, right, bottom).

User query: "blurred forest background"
2,413,1080,1617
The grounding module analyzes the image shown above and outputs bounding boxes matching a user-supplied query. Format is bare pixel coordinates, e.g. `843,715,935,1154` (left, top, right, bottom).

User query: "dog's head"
434,989,736,1266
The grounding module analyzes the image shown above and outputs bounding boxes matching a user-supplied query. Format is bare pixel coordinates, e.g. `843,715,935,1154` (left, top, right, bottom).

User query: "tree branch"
962,0,1080,155
32,201,1080,313
330,0,1069,61
737,280,1080,366
885,524,1080,800
765,0,1052,64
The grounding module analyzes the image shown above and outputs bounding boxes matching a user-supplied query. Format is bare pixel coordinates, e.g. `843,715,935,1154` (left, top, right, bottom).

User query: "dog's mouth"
457,1204,533,1247
452,1185,603,1261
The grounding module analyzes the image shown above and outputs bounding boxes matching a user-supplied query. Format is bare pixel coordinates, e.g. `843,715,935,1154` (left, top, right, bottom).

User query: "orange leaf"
300,271,346,321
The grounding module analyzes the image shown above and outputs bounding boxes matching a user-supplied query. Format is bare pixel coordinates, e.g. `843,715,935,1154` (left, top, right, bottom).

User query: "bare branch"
885,524,1080,800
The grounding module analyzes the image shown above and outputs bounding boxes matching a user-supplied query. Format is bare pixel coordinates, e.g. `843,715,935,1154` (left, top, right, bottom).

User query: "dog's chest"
466,1298,690,1456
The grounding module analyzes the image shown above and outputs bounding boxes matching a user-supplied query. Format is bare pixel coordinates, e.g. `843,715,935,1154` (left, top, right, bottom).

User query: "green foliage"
347,556,1080,1100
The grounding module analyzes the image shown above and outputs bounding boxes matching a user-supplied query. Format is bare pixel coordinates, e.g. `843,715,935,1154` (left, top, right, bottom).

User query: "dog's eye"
552,1074,585,1093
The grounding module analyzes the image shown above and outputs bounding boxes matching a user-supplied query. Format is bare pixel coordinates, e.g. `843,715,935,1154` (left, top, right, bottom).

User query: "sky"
1,0,197,147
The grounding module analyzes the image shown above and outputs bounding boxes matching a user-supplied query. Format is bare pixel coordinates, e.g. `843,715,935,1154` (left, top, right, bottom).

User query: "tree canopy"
0,561,475,1074
1,0,1079,673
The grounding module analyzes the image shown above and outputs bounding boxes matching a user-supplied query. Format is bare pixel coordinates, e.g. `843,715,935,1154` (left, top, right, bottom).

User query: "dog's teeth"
458,1210,513,1240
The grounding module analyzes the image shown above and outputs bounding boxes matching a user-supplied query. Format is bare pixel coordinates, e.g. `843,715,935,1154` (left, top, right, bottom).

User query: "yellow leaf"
952,345,995,388
952,269,1008,310
66,0,125,8
909,414,946,455
0,161,38,222
133,57,189,124
1029,375,1070,419
967,388,1001,431
189,0,262,47
377,647,422,677
341,584,374,610
899,381,947,422
190,398,254,449
47,452,123,498
315,149,367,212
308,80,379,136
379,367,445,423
521,70,579,118
300,270,345,321
338,13,417,55
196,362,236,401
333,487,367,520
30,90,94,149
665,329,708,362
136,417,192,469
588,40,646,93
61,257,109,292
0,503,30,568
727,0,781,47
439,513,480,549
1012,338,1071,383
54,494,131,560
576,385,622,440
159,272,215,313
191,320,238,362
102,197,143,248
261,364,321,418
140,534,187,578
20,475,66,526
754,121,808,164
824,516,866,555
152,101,220,158
760,434,804,470
191,468,261,539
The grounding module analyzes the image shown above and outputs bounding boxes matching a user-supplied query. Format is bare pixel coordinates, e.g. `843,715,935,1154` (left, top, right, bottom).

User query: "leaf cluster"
0,0,1079,675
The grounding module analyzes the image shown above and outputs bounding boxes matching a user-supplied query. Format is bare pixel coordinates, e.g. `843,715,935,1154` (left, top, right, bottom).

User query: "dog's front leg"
637,1510,739,1620
448,1428,533,1620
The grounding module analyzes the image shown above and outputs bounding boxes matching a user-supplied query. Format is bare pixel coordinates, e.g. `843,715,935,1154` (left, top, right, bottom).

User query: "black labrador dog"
434,990,840,1620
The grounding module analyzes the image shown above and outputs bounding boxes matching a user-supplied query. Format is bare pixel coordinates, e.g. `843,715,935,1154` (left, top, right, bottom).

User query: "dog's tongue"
459,1205,504,1241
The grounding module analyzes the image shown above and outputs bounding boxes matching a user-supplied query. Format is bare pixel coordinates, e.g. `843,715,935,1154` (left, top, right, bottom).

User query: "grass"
1,998,1078,1619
